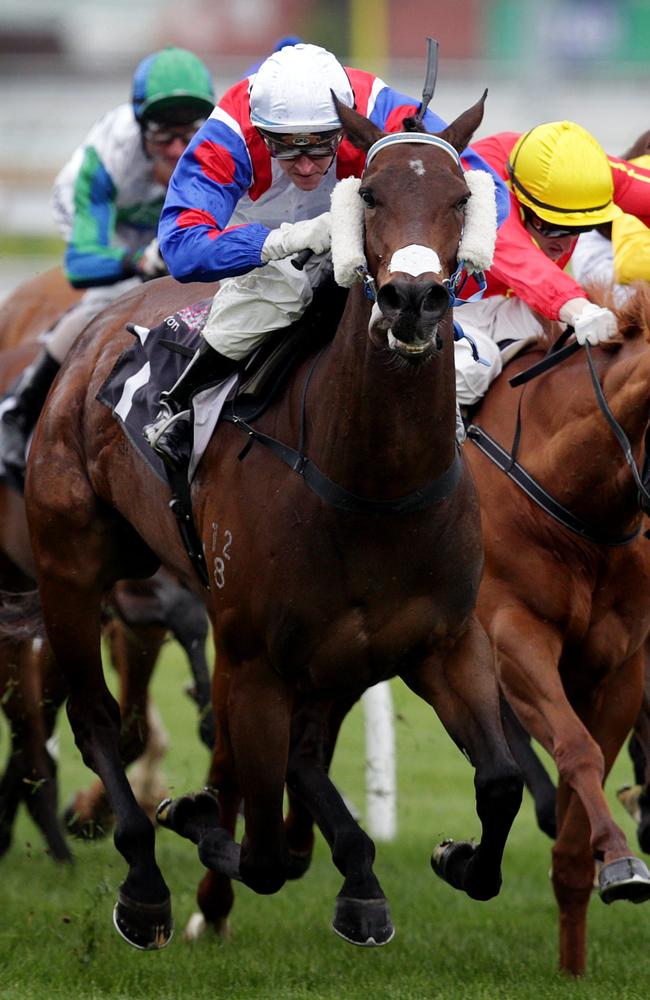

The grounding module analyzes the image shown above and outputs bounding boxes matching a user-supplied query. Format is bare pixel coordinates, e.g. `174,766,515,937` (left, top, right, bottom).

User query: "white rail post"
362,681,397,841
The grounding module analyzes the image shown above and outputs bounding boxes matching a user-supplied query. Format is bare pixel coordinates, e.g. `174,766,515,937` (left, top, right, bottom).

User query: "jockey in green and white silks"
0,46,215,481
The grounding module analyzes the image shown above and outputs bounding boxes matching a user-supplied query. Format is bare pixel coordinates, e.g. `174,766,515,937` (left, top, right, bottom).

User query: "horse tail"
0,589,44,643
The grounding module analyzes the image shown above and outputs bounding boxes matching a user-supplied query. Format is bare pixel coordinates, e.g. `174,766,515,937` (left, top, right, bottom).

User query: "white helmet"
249,43,353,133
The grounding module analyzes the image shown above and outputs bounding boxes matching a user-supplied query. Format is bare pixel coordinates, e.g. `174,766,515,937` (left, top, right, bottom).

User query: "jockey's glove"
559,297,617,346
261,212,331,263
135,238,168,280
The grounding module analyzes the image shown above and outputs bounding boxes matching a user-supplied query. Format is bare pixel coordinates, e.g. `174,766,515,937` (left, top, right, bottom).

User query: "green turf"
0,640,647,999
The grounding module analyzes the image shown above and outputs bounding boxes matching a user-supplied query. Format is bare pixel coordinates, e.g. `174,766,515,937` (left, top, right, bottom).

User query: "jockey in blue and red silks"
145,42,511,469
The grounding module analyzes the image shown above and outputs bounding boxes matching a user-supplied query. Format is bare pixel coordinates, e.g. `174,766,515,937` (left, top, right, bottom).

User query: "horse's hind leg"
403,615,523,901
500,694,557,839
286,700,394,947
28,478,171,948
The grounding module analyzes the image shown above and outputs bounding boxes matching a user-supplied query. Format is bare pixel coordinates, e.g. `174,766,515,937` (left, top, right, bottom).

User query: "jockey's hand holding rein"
559,297,618,346
260,213,332,263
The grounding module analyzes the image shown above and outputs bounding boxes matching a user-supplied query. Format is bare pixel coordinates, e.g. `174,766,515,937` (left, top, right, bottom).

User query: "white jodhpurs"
454,295,543,407
44,277,142,363
201,256,331,360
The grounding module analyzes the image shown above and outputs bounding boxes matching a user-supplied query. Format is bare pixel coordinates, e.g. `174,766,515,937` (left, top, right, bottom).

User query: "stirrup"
143,405,188,449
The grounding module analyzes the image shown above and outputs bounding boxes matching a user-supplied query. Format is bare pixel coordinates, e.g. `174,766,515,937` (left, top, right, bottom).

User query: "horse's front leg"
38,572,171,949
286,700,394,947
402,614,523,901
159,654,293,896
495,606,650,897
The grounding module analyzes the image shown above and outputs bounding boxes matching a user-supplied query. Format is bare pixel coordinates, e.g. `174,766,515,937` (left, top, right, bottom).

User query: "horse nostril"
377,283,403,318
421,284,451,319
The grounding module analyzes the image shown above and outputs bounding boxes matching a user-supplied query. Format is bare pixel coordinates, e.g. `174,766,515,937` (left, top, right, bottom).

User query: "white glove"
260,213,331,263
558,297,617,345
137,238,168,280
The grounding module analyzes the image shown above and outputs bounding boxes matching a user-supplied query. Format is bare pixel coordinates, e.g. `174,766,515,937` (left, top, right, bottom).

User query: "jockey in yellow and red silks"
453,121,650,407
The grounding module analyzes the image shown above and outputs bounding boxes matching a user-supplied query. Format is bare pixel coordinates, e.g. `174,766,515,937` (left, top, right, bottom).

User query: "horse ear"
436,90,487,155
333,92,384,152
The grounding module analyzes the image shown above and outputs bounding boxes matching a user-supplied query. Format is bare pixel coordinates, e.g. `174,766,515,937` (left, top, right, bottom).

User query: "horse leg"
28,463,171,949
618,659,650,853
495,609,650,901
185,655,240,942
159,654,292,922
286,700,394,947
156,579,215,749
551,653,646,976
402,615,523,901
500,694,557,839
0,637,71,861
65,619,164,837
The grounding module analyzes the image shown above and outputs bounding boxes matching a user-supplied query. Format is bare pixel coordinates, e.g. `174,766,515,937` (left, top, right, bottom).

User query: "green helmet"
132,47,215,125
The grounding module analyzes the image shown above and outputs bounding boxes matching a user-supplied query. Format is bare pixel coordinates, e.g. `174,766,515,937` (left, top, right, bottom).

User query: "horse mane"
622,129,650,160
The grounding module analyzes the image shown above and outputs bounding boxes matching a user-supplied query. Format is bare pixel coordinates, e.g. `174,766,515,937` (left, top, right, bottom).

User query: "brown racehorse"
465,286,650,976
0,275,214,854
23,95,523,950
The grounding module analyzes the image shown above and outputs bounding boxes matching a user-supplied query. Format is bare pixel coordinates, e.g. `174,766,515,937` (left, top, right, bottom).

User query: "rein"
467,333,650,546
224,346,463,516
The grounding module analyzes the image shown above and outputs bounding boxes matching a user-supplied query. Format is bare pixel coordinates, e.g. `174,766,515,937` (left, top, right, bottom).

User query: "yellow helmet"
507,121,622,227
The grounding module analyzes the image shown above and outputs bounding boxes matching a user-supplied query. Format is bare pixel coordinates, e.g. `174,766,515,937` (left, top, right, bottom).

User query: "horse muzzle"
374,277,451,358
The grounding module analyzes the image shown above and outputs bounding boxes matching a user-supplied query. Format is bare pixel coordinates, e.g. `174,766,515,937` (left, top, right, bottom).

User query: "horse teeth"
387,331,427,354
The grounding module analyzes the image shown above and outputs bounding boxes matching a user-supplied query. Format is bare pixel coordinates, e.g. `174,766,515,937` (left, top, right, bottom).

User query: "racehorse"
0,279,214,855
465,285,650,975
22,94,523,950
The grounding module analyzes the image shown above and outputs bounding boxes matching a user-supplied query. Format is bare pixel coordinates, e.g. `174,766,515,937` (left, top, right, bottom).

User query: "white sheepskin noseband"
330,155,498,288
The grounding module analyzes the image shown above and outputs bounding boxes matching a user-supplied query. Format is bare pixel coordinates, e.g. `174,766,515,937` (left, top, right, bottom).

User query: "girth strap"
224,412,463,515
466,423,640,547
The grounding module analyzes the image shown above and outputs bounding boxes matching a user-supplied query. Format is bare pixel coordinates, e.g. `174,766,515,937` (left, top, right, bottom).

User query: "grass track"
0,640,647,1000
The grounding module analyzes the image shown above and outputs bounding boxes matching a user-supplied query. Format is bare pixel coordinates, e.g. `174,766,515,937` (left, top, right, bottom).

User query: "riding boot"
144,339,239,471
0,349,60,477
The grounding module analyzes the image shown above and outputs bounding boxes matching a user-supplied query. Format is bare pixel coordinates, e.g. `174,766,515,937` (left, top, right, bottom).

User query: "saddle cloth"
97,299,236,484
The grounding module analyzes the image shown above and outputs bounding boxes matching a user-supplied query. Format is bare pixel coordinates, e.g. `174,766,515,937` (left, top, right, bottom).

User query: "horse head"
333,93,491,363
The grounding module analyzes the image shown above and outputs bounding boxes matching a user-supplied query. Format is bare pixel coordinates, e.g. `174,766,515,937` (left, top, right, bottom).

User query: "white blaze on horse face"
409,158,425,177
389,245,442,277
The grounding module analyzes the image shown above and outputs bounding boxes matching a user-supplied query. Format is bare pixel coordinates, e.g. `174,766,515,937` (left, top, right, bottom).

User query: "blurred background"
2,0,650,297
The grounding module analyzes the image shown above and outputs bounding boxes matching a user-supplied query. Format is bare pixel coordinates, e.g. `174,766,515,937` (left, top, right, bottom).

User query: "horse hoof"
286,848,313,880
156,789,220,839
599,857,650,904
112,890,173,950
431,838,475,891
332,897,395,947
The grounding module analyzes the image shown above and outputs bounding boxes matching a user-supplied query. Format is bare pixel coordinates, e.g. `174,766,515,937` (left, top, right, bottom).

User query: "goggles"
143,120,205,147
259,128,342,160
523,209,595,240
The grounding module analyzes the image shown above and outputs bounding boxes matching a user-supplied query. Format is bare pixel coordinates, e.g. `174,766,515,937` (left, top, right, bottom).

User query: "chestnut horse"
466,287,650,975
23,96,523,950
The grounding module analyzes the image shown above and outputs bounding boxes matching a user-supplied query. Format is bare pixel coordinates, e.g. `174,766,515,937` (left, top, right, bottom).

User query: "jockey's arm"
58,144,139,289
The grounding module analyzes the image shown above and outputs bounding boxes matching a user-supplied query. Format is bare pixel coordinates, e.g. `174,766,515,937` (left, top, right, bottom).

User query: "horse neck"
535,341,650,528
305,286,457,498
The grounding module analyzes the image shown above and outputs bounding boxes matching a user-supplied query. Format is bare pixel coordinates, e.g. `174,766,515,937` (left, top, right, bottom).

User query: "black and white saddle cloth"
97,299,236,484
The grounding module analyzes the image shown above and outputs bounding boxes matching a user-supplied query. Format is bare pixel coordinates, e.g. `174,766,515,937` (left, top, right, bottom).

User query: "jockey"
453,121,650,407
572,141,650,300
0,46,215,478
144,41,511,470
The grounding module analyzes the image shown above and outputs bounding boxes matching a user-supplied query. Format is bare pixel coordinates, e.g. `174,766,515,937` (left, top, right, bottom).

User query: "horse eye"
455,196,469,212
360,188,376,208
